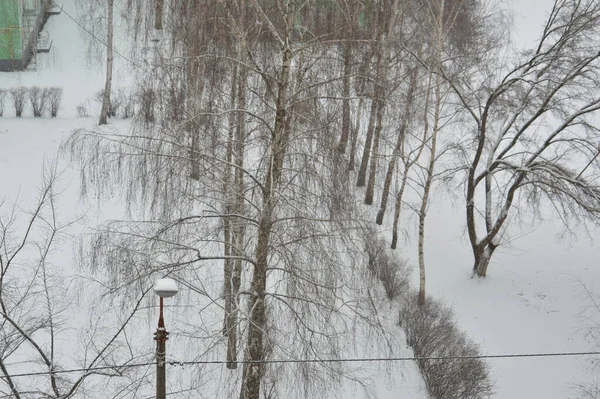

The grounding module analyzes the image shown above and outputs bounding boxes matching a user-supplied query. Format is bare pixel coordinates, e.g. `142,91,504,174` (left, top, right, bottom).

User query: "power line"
3,350,600,379
54,2,141,69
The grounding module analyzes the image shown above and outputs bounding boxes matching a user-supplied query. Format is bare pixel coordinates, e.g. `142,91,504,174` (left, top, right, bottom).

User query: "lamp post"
154,278,178,399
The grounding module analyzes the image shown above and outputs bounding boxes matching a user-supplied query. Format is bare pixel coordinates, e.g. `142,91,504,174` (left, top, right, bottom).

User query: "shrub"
29,86,48,117
399,293,493,399
120,91,135,119
47,87,63,117
10,87,27,117
0,89,5,116
77,101,89,118
363,229,410,300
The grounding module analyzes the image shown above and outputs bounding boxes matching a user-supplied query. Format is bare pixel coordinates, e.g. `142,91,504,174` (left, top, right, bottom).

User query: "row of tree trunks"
390,70,432,249
357,98,378,187
376,68,418,225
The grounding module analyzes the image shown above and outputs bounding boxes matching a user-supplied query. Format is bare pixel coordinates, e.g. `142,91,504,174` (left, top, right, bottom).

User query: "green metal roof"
0,0,23,60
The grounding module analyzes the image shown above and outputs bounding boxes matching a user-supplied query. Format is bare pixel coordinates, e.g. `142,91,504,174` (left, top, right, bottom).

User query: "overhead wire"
3,350,600,379
54,2,143,69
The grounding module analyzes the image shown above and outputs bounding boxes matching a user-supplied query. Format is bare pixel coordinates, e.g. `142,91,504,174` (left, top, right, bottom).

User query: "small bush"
0,89,6,116
399,293,493,399
47,87,63,117
29,86,48,117
363,229,409,300
77,102,89,118
10,87,27,117
120,91,135,119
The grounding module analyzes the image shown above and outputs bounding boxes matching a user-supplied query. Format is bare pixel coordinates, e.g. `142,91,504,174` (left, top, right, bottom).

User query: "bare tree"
336,43,353,155
10,87,27,117
449,0,600,277
396,0,489,303
416,0,449,305
390,71,432,250
48,87,63,118
99,0,114,125
0,170,151,398
29,86,48,117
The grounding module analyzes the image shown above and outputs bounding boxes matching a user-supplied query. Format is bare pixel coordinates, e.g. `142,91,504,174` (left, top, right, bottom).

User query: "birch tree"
451,0,600,277
99,0,114,125
401,0,489,303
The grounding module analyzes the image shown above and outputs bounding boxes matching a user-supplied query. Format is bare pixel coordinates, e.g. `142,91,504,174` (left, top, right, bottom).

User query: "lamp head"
154,278,178,298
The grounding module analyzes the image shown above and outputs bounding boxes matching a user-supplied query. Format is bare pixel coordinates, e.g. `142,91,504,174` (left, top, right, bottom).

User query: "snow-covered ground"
2,0,599,398
402,197,600,398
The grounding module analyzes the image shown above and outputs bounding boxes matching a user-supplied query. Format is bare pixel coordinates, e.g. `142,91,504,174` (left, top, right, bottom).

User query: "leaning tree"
451,0,600,277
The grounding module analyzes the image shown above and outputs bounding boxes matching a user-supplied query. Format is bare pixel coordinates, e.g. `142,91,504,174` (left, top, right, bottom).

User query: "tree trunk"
98,0,114,126
417,211,427,306
155,0,164,30
376,70,417,224
417,0,445,306
350,47,372,172
337,43,352,155
356,98,378,187
227,58,247,369
391,70,432,249
364,6,398,205
473,243,498,277
240,41,293,399
390,171,407,249
365,96,384,205
348,97,363,171
376,135,398,224
224,61,238,368
189,63,205,181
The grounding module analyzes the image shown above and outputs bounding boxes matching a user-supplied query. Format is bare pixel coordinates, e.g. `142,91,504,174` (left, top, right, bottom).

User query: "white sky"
509,0,555,50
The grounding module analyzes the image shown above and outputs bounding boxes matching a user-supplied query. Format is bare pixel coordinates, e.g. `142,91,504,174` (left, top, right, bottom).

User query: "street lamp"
154,278,178,399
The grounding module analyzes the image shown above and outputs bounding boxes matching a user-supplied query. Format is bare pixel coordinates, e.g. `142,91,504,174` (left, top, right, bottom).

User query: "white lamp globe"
154,278,179,298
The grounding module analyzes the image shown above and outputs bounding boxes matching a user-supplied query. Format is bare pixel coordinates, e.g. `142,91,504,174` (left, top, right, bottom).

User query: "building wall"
0,0,24,66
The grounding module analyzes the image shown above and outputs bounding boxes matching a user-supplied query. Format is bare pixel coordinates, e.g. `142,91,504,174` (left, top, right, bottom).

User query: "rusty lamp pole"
154,278,178,399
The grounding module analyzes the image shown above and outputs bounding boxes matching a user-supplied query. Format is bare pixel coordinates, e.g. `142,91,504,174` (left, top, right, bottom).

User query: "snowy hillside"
2,0,600,398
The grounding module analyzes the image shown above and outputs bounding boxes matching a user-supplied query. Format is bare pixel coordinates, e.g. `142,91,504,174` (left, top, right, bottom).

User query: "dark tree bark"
337,43,352,155
99,0,114,126
356,98,378,187
376,69,417,225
